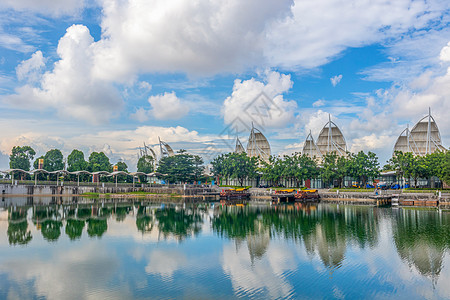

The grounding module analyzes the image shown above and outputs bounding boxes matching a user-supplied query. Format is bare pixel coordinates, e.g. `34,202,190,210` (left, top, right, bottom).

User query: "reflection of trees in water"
65,219,85,240
87,218,107,238
212,206,260,239
113,205,132,222
393,209,450,281
136,206,155,234
154,207,203,241
7,208,32,245
32,205,60,222
212,204,381,269
41,220,63,242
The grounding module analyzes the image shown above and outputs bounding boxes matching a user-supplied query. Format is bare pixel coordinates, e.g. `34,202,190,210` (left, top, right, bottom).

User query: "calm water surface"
0,198,449,299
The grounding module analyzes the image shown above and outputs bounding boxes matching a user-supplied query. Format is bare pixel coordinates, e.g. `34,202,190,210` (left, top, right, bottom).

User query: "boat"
294,189,320,202
271,189,296,204
219,188,251,200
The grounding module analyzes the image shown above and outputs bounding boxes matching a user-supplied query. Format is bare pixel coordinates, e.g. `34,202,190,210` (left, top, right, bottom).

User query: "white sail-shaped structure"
302,131,322,158
316,115,347,156
247,124,271,162
138,142,158,169
159,137,175,158
235,137,245,154
393,108,446,156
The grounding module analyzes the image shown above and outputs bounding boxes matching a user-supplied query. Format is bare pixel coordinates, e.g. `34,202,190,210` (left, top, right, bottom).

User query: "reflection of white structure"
394,108,446,156
158,137,175,158
303,115,347,158
247,124,271,162
235,136,245,154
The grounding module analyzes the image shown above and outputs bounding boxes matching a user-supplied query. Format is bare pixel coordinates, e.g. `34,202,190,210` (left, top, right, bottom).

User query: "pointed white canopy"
394,108,446,156
159,137,175,158
246,124,271,162
235,136,245,154
302,131,322,158
316,115,347,156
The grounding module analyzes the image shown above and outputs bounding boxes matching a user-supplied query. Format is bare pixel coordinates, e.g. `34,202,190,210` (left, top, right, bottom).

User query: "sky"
0,0,449,171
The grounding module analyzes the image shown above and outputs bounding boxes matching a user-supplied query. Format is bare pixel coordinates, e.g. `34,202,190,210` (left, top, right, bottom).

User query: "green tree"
137,155,154,173
347,151,380,187
259,155,285,186
443,151,450,186
157,152,204,183
43,149,65,171
296,154,320,187
88,152,112,172
9,146,36,179
320,152,339,187
228,153,257,186
388,151,415,185
67,149,88,171
211,153,231,185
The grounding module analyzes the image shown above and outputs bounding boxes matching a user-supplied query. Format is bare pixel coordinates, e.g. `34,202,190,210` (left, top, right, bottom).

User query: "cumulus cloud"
91,0,292,79
67,0,450,79
222,71,297,130
330,75,343,87
16,50,45,81
130,107,150,123
4,25,124,124
148,92,188,120
440,41,450,62
266,0,449,70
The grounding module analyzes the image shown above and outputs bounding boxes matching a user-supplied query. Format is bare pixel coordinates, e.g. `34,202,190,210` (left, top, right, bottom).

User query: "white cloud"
330,75,342,87
77,0,450,79
0,0,87,17
222,71,297,130
148,92,188,120
266,0,449,70
130,107,150,123
91,0,292,80
16,50,45,81
0,31,34,53
3,25,124,124
350,134,396,153
440,41,450,62
138,81,152,91
312,99,326,107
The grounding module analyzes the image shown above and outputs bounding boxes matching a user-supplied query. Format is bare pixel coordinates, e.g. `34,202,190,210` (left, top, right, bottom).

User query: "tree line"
385,151,450,187
212,150,450,188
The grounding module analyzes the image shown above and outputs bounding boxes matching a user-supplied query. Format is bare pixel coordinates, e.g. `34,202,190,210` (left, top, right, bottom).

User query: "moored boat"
294,189,320,202
219,188,251,200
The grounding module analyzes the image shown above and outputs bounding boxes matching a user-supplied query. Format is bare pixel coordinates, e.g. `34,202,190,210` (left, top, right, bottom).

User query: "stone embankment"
0,184,217,197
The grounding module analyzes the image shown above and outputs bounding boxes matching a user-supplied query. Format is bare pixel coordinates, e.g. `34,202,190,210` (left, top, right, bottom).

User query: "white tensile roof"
247,125,271,162
393,108,446,156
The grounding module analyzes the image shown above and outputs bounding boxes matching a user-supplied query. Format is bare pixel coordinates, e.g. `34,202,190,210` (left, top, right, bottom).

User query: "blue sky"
0,0,449,170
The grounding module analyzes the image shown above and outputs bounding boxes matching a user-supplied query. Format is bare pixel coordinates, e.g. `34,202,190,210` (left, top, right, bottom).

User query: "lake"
0,198,449,299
